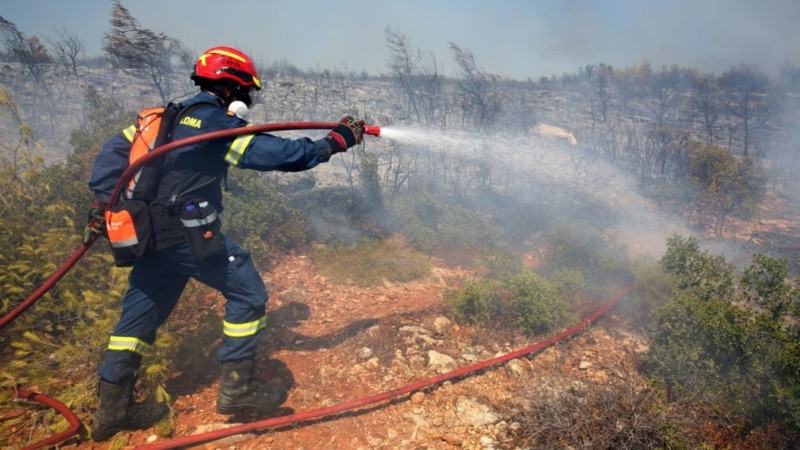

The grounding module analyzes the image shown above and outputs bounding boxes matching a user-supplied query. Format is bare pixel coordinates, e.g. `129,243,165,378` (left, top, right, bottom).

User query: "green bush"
476,247,525,280
447,278,502,324
447,269,575,336
625,257,673,329
644,235,800,437
659,234,734,301
548,267,585,301
392,189,501,253
0,90,178,443
508,271,575,335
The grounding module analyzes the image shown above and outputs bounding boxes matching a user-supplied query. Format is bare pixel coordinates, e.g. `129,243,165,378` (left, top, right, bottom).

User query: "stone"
427,350,457,372
357,347,373,360
433,316,452,335
456,397,500,426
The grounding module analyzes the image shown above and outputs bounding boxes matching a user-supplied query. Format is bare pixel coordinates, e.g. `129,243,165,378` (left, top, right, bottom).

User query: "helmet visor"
220,67,261,90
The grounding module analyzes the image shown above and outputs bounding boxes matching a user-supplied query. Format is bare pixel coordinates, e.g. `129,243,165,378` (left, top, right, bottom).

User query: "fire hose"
0,122,380,330
0,121,632,449
137,283,634,450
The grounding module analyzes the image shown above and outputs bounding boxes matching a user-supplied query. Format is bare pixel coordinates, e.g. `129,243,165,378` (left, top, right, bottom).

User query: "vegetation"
0,87,132,442
509,379,687,449
544,221,632,284
311,238,431,286
447,269,577,336
644,235,800,441
392,188,501,257
103,0,193,104
223,170,309,269
0,5,799,449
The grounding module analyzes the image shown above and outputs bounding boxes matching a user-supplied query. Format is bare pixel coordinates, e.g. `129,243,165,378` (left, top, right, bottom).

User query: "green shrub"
447,278,502,324
548,267,585,301
448,269,575,336
625,256,673,329
476,247,525,279
312,238,431,286
508,271,575,335
659,234,734,301
644,235,800,436
0,91,178,442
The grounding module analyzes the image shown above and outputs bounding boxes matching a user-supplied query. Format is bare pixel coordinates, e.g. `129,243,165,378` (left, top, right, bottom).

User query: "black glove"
83,201,106,244
324,116,366,153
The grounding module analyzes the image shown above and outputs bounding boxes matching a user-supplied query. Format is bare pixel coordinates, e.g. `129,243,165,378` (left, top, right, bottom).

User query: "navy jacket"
89,91,335,249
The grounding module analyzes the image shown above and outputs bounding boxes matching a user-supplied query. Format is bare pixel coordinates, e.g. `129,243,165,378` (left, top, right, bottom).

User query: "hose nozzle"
364,125,381,137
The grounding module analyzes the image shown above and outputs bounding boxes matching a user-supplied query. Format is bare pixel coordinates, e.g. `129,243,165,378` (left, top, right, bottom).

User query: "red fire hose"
5,389,83,450
136,283,634,450
0,120,632,449
0,122,380,330
0,122,378,449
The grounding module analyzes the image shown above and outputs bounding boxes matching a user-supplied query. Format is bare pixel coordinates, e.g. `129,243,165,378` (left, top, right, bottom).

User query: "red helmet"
191,46,262,90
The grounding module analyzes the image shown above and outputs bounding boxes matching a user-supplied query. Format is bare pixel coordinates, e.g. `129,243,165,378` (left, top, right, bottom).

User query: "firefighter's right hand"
83,201,106,244
324,116,365,153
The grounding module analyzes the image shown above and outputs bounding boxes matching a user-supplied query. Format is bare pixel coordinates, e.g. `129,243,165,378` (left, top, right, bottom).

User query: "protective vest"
105,101,215,266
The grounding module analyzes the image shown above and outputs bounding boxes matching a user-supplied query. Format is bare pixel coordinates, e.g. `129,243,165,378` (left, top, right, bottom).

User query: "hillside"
2,56,800,449
72,254,659,450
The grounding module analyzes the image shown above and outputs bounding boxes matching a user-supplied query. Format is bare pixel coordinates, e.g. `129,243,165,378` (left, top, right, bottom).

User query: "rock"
357,347,373,360
508,360,525,376
432,316,452,335
480,435,498,448
399,325,431,335
427,350,457,372
456,397,500,426
146,434,158,443
411,392,425,405
579,360,593,370
366,357,380,368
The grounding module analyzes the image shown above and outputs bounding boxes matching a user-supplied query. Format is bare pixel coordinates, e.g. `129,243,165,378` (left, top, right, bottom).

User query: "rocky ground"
64,252,651,450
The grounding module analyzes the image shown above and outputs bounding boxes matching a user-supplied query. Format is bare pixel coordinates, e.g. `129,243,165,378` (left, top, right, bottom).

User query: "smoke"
376,125,690,259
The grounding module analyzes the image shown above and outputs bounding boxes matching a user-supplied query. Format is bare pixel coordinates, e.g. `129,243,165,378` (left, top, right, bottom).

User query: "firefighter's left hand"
325,116,365,153
83,201,106,244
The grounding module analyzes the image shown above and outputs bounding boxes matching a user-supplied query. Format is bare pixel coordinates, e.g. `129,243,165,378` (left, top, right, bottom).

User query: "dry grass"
507,378,688,450
311,237,431,287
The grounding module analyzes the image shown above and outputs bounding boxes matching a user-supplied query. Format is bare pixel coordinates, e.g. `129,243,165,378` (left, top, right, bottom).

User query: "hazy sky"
3,0,800,80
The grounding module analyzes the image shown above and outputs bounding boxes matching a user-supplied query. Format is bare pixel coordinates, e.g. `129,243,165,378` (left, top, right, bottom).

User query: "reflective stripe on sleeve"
223,316,266,337
122,125,137,143
107,336,150,355
224,132,256,166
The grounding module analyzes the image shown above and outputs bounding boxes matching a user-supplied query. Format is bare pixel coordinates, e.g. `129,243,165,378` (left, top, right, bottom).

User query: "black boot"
217,359,287,414
91,375,170,441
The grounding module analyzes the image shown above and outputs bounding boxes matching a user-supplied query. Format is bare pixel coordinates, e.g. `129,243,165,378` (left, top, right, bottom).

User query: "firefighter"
86,46,365,441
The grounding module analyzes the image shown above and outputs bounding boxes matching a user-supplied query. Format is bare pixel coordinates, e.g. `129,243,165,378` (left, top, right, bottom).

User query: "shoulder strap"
162,99,226,209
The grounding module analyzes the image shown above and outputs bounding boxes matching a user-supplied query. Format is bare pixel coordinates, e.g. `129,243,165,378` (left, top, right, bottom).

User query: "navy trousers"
97,234,268,383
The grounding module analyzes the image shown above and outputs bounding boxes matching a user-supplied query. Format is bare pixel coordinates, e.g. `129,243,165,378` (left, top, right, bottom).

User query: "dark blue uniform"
90,91,335,383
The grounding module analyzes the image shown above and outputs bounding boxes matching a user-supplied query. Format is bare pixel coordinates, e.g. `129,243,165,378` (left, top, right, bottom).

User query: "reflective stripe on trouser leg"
223,316,267,337
98,254,188,383
107,336,151,354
